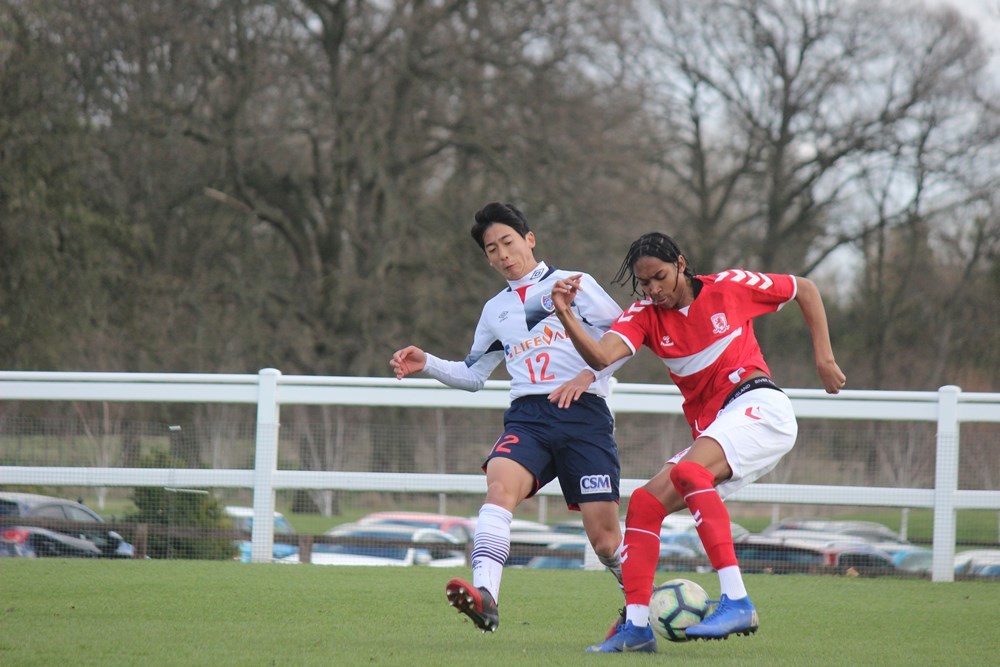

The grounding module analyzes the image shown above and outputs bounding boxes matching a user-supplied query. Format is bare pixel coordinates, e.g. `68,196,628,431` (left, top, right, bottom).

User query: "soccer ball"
648,578,710,642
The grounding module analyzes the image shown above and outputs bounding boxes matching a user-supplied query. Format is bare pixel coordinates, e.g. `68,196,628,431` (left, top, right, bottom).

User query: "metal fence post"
251,368,281,563
931,385,960,582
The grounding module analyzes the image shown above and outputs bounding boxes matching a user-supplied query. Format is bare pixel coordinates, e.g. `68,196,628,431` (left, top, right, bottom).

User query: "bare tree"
628,0,992,274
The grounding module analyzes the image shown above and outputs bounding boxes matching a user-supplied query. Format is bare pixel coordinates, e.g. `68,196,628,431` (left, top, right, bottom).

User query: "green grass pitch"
1,560,996,666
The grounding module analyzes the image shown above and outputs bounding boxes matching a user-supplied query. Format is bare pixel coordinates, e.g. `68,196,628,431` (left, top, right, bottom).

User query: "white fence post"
931,385,960,582
251,368,281,563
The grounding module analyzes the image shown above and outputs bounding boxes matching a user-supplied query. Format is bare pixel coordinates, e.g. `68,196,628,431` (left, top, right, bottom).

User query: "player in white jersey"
552,232,845,652
390,202,628,634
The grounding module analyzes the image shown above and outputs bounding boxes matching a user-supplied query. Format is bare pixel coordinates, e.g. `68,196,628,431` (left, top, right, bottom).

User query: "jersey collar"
507,262,553,290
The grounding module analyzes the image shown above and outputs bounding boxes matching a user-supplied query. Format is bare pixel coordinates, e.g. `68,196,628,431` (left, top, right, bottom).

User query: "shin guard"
670,461,738,570
622,488,667,606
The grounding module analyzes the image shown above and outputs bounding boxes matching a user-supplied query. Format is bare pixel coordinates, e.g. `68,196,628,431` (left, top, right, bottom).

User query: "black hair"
612,232,695,297
471,202,530,251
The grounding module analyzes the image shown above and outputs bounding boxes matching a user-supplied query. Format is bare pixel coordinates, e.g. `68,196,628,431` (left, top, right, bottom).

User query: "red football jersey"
609,270,797,437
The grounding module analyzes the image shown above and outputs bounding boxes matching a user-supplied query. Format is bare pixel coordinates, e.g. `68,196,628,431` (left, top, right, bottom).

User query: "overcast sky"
931,0,1000,44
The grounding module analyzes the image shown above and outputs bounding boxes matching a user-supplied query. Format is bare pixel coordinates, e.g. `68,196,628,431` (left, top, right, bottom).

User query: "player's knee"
484,479,525,509
625,487,667,530
588,527,622,557
669,460,715,495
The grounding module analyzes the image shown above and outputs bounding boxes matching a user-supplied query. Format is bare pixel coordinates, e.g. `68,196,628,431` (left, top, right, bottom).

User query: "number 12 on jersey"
525,352,555,383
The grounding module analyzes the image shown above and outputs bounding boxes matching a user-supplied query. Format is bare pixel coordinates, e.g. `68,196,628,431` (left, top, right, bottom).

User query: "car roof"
358,512,474,526
765,518,904,540
509,519,552,532
0,492,85,509
761,529,872,546
955,549,1000,565
223,506,286,519
738,534,887,555
325,522,460,543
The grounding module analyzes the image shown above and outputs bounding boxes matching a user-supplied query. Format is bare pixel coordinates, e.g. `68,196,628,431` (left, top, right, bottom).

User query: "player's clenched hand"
551,274,583,314
548,370,595,409
390,346,427,379
817,359,846,394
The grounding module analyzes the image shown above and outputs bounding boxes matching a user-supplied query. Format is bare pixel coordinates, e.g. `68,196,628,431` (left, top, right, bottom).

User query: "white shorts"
667,388,797,500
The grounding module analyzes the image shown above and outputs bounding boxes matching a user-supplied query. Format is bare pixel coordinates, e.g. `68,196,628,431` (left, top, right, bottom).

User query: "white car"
762,518,907,545
277,523,466,567
954,549,1000,576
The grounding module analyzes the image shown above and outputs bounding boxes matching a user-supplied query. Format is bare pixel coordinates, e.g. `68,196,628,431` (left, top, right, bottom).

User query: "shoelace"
705,598,726,617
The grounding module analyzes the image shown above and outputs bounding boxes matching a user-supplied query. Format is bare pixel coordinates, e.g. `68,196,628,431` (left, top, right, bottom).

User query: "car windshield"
64,506,100,523
31,505,68,519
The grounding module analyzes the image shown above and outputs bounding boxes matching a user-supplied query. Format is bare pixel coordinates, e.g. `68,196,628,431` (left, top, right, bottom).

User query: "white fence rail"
1,369,999,581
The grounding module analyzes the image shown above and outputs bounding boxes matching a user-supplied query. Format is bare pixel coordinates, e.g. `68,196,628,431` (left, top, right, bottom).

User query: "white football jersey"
423,262,626,399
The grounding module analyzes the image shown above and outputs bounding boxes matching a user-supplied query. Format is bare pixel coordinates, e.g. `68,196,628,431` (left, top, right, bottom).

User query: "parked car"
0,492,134,558
223,506,298,563
954,549,1000,576
734,534,894,572
762,518,908,545
279,523,466,567
524,541,588,570
884,544,933,573
522,536,698,571
756,528,873,548
507,518,555,534
506,529,587,566
550,519,589,535
760,518,934,572
356,511,476,542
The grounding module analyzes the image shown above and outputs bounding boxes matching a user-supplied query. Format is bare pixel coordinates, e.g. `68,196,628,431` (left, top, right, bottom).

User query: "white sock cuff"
718,565,748,600
625,604,649,627
480,503,513,523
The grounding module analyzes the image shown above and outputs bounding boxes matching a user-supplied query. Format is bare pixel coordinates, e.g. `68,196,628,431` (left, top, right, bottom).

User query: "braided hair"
612,232,695,297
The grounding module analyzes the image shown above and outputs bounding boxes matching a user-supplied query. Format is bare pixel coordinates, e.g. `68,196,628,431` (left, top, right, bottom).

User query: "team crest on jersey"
711,313,730,334
541,293,555,312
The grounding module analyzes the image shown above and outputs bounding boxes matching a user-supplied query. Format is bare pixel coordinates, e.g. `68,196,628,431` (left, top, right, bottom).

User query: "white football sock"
471,503,512,604
718,565,748,600
625,604,650,627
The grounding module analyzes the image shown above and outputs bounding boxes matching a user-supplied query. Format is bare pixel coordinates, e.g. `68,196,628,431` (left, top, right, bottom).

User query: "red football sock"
670,461,738,570
622,487,667,606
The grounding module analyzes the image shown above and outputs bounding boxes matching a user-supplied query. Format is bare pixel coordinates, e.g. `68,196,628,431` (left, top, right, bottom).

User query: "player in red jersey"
551,232,846,652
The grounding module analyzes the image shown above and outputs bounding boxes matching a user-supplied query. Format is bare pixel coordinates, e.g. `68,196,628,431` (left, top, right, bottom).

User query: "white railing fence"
1,369,998,581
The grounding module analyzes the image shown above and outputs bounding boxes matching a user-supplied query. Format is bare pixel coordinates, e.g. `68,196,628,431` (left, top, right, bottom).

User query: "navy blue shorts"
483,393,620,510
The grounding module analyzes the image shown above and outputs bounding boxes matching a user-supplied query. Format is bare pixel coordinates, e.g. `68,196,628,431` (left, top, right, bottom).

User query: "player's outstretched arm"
390,345,427,379
551,275,631,371
794,277,846,394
